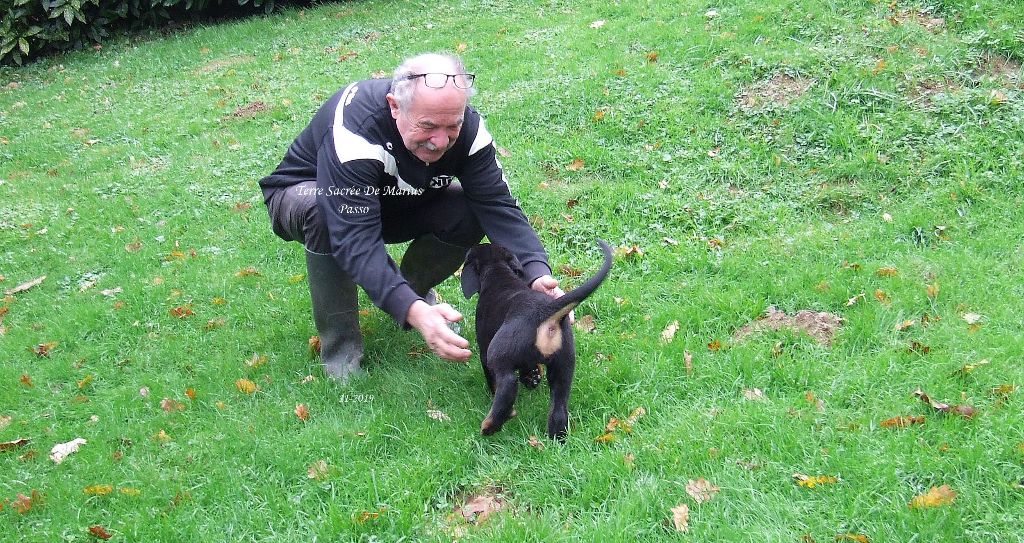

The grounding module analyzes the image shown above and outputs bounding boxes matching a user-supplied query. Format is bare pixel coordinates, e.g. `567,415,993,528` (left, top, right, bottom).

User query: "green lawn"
1,0,1023,540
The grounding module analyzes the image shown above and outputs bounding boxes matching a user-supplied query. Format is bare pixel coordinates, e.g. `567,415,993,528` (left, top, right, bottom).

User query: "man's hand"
406,300,472,362
531,274,574,323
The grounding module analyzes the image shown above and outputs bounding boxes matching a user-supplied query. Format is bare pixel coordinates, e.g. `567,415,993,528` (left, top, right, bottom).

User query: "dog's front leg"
545,357,575,442
481,370,519,436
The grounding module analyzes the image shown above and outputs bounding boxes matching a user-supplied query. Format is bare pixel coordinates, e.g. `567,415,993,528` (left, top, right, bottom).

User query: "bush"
1,0,277,66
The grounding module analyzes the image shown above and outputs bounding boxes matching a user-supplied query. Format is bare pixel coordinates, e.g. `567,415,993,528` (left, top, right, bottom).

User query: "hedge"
1,0,277,66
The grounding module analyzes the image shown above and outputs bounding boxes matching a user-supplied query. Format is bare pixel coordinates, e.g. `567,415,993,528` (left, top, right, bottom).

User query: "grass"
1,0,1023,540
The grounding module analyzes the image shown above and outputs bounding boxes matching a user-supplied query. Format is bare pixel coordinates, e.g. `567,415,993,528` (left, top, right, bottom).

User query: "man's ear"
461,260,480,299
385,93,401,120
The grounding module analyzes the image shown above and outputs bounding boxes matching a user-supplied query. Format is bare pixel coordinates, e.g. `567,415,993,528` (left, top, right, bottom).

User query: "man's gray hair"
390,53,476,110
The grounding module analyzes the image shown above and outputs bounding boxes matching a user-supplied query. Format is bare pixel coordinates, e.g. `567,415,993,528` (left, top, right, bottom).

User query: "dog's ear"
461,256,480,299
504,252,525,278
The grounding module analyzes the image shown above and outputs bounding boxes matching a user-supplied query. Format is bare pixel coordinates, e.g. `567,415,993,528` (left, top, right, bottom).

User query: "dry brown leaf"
32,341,58,357
0,438,30,452
88,525,113,540
685,478,720,503
153,429,172,443
909,485,956,508
670,503,689,532
160,398,185,413
874,289,890,304
185,388,197,400
527,436,545,450
575,314,596,333
684,350,693,375
894,319,916,331
953,358,990,376
594,432,617,444
295,404,310,421
836,535,870,543
307,460,329,480
5,275,45,296
11,490,42,514
235,378,258,394
846,293,866,307
455,494,501,524
646,51,659,63
708,340,723,351
881,415,925,429
170,305,194,318
913,389,976,419
235,266,261,278
567,158,585,171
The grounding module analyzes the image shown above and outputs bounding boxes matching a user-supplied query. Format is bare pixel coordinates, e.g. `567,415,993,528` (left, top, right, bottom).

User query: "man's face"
387,85,467,164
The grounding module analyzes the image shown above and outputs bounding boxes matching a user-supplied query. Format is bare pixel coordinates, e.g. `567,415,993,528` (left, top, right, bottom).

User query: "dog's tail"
539,239,613,324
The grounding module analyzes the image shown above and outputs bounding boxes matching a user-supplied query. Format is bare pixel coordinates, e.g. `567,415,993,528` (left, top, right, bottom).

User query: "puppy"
461,239,613,441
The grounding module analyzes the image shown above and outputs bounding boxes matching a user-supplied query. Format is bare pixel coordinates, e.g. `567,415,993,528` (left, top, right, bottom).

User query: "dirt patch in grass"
891,10,945,32
195,55,256,75
736,74,814,112
974,53,1023,88
908,78,963,108
733,306,843,346
232,101,270,118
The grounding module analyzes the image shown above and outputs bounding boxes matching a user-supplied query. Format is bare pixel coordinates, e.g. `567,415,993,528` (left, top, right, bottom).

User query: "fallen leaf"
846,293,866,307
670,503,690,532
684,351,693,375
309,335,322,355
876,267,899,277
235,379,258,394
5,275,45,296
991,384,1017,396
295,403,310,421
0,438,30,452
646,51,659,63
427,409,451,422
0,415,11,431
835,535,870,543
245,354,268,368
567,158,585,171
874,289,890,304
685,478,720,503
793,473,839,488
661,320,680,343
153,430,171,443
457,491,505,524
962,313,983,325
913,389,976,419
708,340,722,351
89,525,113,540
575,314,597,333
953,358,990,376
235,266,261,278
589,20,606,29
894,319,916,331
120,487,140,496
11,490,42,514
83,484,114,496
881,415,925,428
616,245,645,259
626,407,646,426
32,342,58,357
185,388,197,400
170,305,194,318
160,398,185,412
77,375,93,389
20,374,34,387
205,317,226,330
50,438,87,464
308,460,329,480
909,485,956,508
527,436,545,450
594,432,617,444
926,282,939,298
743,388,767,401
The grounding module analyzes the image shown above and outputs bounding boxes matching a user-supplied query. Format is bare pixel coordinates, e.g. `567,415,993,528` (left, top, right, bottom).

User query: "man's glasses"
401,72,476,89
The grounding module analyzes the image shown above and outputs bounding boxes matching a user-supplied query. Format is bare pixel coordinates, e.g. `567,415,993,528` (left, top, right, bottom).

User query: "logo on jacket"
428,175,454,189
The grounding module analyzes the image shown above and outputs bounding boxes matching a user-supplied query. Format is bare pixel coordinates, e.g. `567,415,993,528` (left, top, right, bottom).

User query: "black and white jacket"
260,78,550,325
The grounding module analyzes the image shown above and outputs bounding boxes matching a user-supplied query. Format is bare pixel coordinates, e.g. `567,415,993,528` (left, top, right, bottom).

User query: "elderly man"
259,53,564,380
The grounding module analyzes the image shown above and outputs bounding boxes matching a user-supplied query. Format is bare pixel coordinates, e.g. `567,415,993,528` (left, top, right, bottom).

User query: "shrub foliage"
1,0,276,65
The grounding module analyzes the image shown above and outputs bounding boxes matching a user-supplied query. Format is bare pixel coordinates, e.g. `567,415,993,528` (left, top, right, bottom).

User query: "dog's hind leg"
545,357,576,441
481,370,519,435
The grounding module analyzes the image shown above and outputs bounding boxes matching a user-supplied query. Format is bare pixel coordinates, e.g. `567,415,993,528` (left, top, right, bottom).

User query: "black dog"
461,239,612,441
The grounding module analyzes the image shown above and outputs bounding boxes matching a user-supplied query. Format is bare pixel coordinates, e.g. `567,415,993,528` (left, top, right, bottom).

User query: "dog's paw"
519,365,543,389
